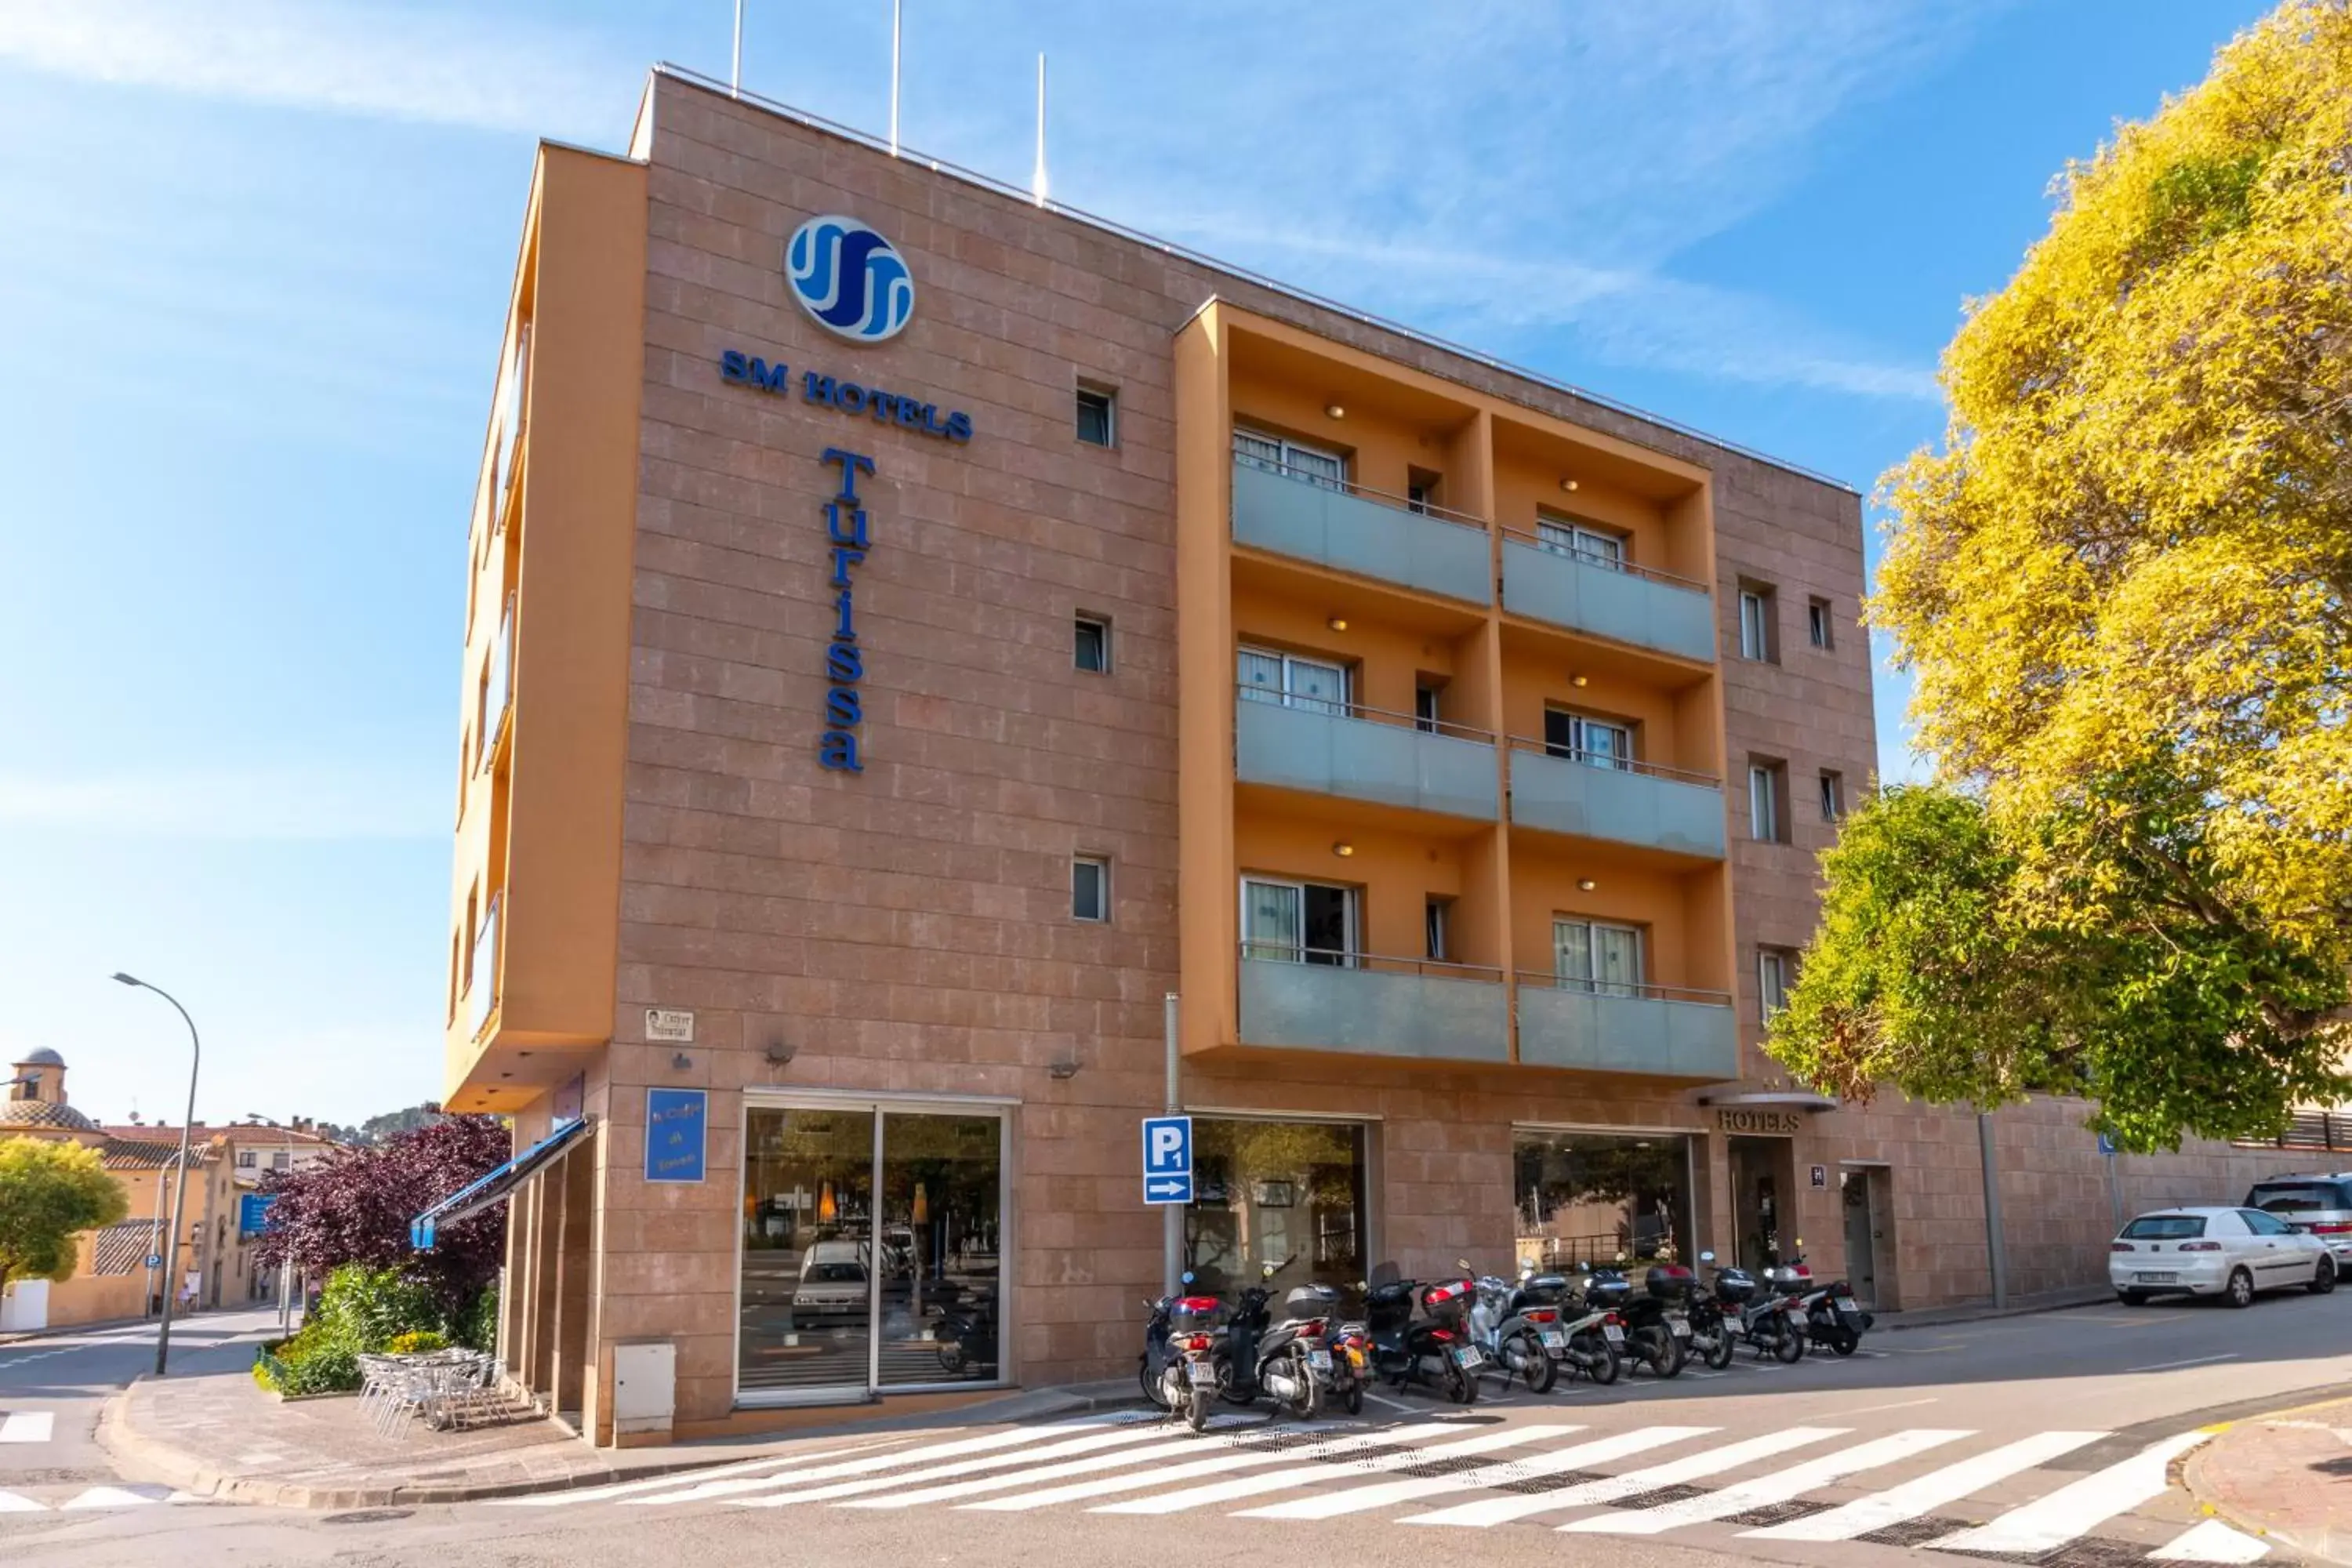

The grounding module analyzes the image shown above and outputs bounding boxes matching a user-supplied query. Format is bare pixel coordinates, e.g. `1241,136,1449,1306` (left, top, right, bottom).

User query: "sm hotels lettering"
818,448,874,773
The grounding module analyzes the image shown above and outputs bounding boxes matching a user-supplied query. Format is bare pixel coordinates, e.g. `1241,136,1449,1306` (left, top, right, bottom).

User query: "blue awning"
409,1116,592,1250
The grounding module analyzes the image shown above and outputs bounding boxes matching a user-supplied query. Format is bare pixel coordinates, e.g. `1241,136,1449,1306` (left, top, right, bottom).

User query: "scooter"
1713,1257,1806,1363
1619,1261,1692,1378
1138,1272,1224,1430
1362,1266,1482,1403
1221,1262,1319,1417
1460,1258,1564,1394
1556,1265,1628,1385
1780,1242,1874,1356
1685,1252,1737,1370
1210,1261,1286,1407
934,1294,996,1375
1277,1282,1364,1416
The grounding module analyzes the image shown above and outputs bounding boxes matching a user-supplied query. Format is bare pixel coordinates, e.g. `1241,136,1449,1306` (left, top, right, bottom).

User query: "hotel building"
438,67,2321,1444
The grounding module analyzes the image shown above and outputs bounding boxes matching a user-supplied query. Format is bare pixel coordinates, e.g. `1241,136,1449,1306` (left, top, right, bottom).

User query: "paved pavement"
0,1308,283,1515
2186,1395,2352,1563
5,1287,2349,1565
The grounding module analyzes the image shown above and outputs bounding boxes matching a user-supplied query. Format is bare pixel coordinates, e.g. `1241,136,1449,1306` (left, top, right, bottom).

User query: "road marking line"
0,1412,54,1443
1363,1392,1413,1414
0,1490,43,1513
62,1486,165,1510
2128,1354,2242,1374
1399,1427,1846,1529
603,1418,1130,1508
1090,1423,1571,1515
1928,1430,2214,1555
1560,1427,1969,1535
958,1422,1460,1512
733,1422,1177,1510
1743,1429,2105,1541
1823,1396,1939,1417
1235,1427,1708,1520
837,1423,1345,1509
2150,1516,2271,1562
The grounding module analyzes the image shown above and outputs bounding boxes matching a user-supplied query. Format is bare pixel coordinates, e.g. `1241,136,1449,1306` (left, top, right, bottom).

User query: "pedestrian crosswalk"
0,1482,205,1512
492,1410,2271,1562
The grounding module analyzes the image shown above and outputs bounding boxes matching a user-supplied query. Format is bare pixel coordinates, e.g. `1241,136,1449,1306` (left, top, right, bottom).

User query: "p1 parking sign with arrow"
1142,1114,1192,1205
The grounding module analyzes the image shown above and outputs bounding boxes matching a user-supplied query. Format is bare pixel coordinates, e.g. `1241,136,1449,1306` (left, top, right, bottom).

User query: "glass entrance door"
739,1100,1007,1403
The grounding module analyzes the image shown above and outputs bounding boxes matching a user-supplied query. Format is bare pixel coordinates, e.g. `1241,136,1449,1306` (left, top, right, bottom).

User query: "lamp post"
246,1113,299,1334
113,974,200,1377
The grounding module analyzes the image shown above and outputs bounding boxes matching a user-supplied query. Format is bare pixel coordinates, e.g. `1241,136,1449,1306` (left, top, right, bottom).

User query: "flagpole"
889,0,902,156
1032,53,1047,206
731,0,744,98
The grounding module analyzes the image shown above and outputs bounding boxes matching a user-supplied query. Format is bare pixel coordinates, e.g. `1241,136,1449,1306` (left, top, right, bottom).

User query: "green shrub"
386,1330,448,1355
257,1264,458,1394
456,1287,499,1353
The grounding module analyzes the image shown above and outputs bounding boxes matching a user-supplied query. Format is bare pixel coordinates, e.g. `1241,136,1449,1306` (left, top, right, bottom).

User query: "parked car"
2242,1174,2352,1267
792,1240,871,1319
2109,1207,2336,1308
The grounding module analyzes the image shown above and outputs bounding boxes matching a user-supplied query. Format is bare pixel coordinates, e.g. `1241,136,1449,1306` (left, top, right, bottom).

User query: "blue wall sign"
720,350,972,443
645,1088,709,1184
786,213,915,343
818,448,875,774
238,1192,278,1236
2096,1131,2118,1157
1142,1115,1193,1205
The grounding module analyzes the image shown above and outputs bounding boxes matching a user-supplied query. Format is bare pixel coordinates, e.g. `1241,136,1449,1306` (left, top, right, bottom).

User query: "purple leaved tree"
253,1115,510,1308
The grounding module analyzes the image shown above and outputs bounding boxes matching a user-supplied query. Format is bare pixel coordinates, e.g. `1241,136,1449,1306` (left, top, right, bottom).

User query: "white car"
2109,1206,2336,1308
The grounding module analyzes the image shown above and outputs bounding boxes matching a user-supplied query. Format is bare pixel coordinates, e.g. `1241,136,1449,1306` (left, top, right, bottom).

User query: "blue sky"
0,1,2276,1127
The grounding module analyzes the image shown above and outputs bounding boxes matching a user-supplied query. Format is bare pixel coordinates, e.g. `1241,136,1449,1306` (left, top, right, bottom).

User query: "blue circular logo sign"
786,213,915,343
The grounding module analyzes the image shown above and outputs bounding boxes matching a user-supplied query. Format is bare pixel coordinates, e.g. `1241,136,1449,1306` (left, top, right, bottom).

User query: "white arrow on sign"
1145,1177,1191,1200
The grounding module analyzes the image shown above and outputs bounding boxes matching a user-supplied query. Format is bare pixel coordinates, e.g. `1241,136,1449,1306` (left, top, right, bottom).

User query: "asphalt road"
9,1288,2351,1566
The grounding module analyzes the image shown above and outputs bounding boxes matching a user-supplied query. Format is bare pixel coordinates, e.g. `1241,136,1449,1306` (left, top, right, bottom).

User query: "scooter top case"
1711,1267,1759,1305
1643,1264,1693,1301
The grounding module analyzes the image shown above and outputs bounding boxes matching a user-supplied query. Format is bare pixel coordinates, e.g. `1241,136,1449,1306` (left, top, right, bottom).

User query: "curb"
2180,1395,2352,1567
1880,1292,2111,1333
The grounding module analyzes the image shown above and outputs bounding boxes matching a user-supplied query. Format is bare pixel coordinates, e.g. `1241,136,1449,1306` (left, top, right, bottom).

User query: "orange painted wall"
1230,376,1477,514
1494,455,1668,567
1177,307,1240,1058
1508,839,1704,987
1498,659,1684,765
1231,586,1475,728
1233,811,1490,971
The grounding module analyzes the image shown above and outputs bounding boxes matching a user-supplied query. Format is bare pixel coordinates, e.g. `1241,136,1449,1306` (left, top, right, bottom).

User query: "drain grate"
1857,1515,1973,1548
1722,1498,1835,1529
2032,1541,2165,1568
1494,1469,1606,1496
1395,1454,1508,1481
1610,1483,1708,1510
321,1510,414,1526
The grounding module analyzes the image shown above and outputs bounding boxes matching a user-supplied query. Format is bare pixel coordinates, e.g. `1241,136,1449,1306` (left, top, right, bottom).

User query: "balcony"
1500,532,1713,662
1508,741,1726,859
1232,455,1491,607
1236,691,1498,822
481,600,514,771
1515,976,1737,1079
1238,951,1508,1062
466,897,501,1042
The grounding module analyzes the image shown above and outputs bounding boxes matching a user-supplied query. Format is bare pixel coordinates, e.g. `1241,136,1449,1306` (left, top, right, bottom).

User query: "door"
2238,1208,2303,1286
1842,1170,1879,1308
878,1113,1004,1385
1728,1136,1788,1274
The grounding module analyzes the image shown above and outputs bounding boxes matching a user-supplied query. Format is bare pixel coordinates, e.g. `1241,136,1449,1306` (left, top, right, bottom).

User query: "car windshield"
808,1263,864,1283
2121,1214,2207,1240
2249,1185,2343,1213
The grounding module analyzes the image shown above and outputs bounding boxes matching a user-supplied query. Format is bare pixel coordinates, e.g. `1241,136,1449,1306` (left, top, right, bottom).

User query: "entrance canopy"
409,1117,591,1250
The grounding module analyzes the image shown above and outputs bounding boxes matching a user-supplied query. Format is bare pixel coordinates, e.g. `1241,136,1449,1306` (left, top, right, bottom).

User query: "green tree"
0,1138,129,1291
1775,2,2352,1147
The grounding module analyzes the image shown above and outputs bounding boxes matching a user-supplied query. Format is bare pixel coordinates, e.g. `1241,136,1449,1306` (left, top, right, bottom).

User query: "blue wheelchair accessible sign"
1142,1115,1193,1205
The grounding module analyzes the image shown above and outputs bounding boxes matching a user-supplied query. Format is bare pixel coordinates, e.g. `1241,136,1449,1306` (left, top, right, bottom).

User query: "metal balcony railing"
1504,734,1719,788
1498,525,1709,593
1514,971,1733,1006
466,898,501,1043
1232,445,1490,532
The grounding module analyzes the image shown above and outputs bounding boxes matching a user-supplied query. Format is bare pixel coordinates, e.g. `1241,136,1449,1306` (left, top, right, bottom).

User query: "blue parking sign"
1142,1115,1192,1205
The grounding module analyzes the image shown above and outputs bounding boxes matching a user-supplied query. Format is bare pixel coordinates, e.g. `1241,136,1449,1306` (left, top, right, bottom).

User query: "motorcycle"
1555,1265,1628,1385
1711,1256,1806,1363
1684,1252,1737,1370
1362,1265,1483,1403
1780,1241,1874,1356
1278,1282,1366,1416
1460,1258,1565,1394
934,1294,996,1376
1215,1261,1319,1417
1618,1261,1692,1379
1138,1272,1224,1431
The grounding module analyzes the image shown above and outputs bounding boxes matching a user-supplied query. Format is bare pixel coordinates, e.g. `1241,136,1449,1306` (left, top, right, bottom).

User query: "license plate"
1539,1330,1565,1348
2137,1272,2178,1283
1452,1346,1483,1368
1346,1348,1365,1367
1669,1317,1690,1337
1308,1349,1331,1370
1602,1324,1624,1343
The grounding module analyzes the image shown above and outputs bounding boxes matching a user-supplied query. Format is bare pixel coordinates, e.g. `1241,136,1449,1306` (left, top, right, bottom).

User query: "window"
1071,857,1109,922
1237,645,1348,715
1425,898,1452,963
1242,877,1357,965
1544,708,1633,770
236,1150,257,1171
2239,1209,2293,1237
1749,760,1787,842
2120,1214,2207,1240
1234,428,1347,488
1808,597,1835,650
1554,918,1644,996
1515,1129,1694,1269
1184,1118,1367,1298
1075,386,1116,447
1074,615,1110,673
272,1152,292,1172
1406,482,1435,515
1536,512,1627,571
1414,684,1442,734
1759,948,1795,1017
1739,586,1777,661
1819,770,1845,822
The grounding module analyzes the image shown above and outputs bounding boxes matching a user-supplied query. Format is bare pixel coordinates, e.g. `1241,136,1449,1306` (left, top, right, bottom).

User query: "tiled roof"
0,1099,97,1131
89,1220,162,1277
100,1138,216,1171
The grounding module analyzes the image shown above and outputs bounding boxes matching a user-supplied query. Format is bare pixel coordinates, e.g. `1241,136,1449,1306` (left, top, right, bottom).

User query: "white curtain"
1243,880,1303,961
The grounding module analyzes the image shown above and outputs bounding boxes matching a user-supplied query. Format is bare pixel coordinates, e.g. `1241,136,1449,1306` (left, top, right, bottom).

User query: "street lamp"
245,1113,299,1334
113,973,200,1377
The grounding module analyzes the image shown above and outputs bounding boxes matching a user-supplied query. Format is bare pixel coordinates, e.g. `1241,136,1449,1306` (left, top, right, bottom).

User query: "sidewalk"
2184,1396,2352,1565
1877,1283,2113,1331
98,1359,1142,1508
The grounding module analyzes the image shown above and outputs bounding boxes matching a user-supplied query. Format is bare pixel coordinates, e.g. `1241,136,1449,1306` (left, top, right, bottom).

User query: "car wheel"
2118,1290,2148,1307
2225,1268,2256,1309
2310,1258,2337,1296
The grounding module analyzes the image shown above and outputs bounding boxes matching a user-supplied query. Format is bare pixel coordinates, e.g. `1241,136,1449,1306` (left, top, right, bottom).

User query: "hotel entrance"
736,1097,1010,1404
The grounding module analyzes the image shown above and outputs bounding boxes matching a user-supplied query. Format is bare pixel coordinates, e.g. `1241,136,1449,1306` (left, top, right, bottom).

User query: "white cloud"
0,0,625,137
0,760,446,840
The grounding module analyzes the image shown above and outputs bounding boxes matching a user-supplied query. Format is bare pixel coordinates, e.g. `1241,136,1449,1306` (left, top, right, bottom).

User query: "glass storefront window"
1512,1128,1694,1272
740,1108,875,1397
1184,1119,1367,1299
877,1112,1001,1386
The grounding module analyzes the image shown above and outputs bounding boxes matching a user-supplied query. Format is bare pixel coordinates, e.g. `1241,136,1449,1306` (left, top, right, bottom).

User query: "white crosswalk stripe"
1090,1423,1573,1515
617,1417,1145,1508
732,1421,1177,1509
0,1412,54,1444
1744,1428,2107,1541
2150,1517,2270,1563
1399,1426,1845,1528
1235,1426,1711,1521
0,1490,45,1513
955,1422,1468,1513
0,1484,203,1512
837,1425,1350,1509
1929,1430,2214,1555
1560,1427,1970,1535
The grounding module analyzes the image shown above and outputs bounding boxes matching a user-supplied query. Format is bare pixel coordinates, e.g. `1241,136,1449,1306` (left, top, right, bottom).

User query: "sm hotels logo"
786,214,915,343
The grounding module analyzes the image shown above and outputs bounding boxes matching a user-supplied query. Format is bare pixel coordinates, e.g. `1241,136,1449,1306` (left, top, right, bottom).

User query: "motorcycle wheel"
1831,1330,1859,1357
1652,1331,1685,1380
1341,1379,1363,1416
1139,1356,1171,1411
938,1345,966,1374
1444,1359,1477,1403
1285,1353,1318,1417
1185,1383,1212,1432
1584,1338,1621,1386
1212,1348,1254,1406
1704,1332,1734,1370
1515,1333,1559,1394
1773,1327,1804,1363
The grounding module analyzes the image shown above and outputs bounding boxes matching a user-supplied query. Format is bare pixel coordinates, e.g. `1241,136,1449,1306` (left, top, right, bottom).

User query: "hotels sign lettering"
819,448,873,774
1715,1108,1804,1136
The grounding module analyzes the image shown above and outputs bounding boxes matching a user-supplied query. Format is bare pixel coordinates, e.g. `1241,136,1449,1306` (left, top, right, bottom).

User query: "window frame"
1072,855,1111,923
1240,875,1359,966
1237,644,1350,715
1544,706,1635,770
1235,427,1348,488
1424,897,1451,964
1073,615,1112,674
1075,385,1117,448
1739,586,1776,662
1807,596,1835,650
1758,948,1795,1018
1818,769,1844,822
1535,510,1628,571
1748,761,1784,842
1552,916,1646,996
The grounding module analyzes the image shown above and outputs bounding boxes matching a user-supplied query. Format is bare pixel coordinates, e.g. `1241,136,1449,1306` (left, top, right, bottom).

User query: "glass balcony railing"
1506,739,1726,858
466,898,501,1043
1515,973,1737,1079
481,601,514,769
1232,454,1492,605
1237,949,1509,1062
1235,689,1498,822
1500,528,1714,661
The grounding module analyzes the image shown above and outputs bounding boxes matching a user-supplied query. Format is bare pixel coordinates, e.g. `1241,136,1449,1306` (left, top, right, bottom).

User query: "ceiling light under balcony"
1577,878,1596,891
1560,477,1580,492
1325,403,1345,419
1333,842,1355,858
1327,616,1348,632
1570,673,1589,688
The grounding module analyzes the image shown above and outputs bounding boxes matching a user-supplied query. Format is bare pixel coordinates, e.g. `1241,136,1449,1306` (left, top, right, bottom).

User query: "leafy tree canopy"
255,1114,509,1308
1777,2,2352,1148
0,1138,129,1290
